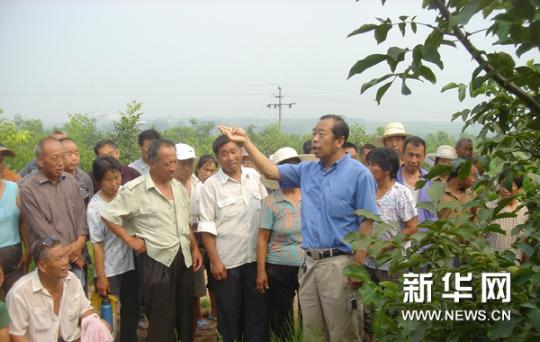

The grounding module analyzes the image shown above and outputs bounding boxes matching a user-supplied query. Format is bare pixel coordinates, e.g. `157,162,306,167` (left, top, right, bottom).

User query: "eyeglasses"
42,236,60,246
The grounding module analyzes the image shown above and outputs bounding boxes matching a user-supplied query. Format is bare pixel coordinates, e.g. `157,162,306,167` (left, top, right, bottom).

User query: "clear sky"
0,0,528,126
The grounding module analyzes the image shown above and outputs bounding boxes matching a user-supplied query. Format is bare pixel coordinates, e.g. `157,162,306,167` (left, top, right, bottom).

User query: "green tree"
113,101,143,165
347,0,540,340
63,113,101,170
424,130,455,153
161,118,217,158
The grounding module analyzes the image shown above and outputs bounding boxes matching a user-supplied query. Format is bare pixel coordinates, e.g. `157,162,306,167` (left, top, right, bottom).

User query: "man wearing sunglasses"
6,237,111,342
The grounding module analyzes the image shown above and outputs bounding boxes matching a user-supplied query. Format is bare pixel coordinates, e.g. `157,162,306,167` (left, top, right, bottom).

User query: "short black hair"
32,236,61,263
366,147,400,179
498,174,524,189
403,136,426,153
93,139,117,156
302,140,312,154
343,141,358,153
138,129,161,146
197,154,218,171
147,139,175,162
212,135,241,154
359,143,375,154
319,114,349,142
92,156,122,182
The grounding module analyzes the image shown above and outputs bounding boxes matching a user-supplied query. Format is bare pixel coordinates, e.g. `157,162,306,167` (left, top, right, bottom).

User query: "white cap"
261,147,317,190
175,143,196,160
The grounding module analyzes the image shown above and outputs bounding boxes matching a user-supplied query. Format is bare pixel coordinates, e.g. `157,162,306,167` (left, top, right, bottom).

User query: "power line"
266,86,295,131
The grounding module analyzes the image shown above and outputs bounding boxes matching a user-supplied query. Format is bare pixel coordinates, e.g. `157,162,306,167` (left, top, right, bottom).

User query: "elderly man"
89,139,140,192
199,135,269,342
19,130,66,178
101,139,202,342
219,114,379,342
128,129,161,175
6,237,111,342
59,138,94,205
455,137,474,160
19,137,88,285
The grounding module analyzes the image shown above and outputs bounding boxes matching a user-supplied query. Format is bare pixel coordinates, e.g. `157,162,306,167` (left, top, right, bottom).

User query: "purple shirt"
396,166,437,226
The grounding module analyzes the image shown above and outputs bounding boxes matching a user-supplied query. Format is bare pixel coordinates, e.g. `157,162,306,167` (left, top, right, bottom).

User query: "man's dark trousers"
213,262,269,342
138,250,193,342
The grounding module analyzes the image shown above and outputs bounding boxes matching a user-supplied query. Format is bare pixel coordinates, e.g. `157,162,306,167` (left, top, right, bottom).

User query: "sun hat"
425,145,458,166
374,122,410,146
175,143,196,160
261,147,317,190
0,144,16,158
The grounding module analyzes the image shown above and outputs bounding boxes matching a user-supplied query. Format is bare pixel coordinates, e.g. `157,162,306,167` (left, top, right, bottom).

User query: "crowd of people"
0,115,528,342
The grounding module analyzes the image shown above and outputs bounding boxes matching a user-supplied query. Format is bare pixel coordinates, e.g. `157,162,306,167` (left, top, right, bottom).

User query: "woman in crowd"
487,176,528,262
256,147,308,341
87,157,138,342
364,148,418,282
195,154,219,321
0,145,30,297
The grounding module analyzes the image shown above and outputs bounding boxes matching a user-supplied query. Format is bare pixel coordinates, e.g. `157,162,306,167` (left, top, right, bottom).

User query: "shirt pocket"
328,196,352,220
138,206,159,227
30,306,52,332
250,191,262,210
217,197,237,218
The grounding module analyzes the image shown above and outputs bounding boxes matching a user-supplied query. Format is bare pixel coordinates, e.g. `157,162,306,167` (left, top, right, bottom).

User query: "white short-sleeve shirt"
6,270,93,341
198,167,267,269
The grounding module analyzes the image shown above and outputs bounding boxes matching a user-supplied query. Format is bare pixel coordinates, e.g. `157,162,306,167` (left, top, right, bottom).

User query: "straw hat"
0,144,16,158
261,147,317,190
425,145,457,166
375,122,410,146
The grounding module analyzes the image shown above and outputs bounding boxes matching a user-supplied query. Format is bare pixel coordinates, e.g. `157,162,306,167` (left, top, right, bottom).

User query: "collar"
215,167,251,185
31,269,70,294
36,170,66,184
191,174,202,185
318,153,350,170
144,173,157,190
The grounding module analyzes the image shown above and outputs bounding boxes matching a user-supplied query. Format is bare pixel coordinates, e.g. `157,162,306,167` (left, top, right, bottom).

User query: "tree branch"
430,0,540,115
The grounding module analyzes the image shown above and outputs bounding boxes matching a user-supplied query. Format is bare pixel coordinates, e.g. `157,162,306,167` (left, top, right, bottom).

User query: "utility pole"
267,86,295,131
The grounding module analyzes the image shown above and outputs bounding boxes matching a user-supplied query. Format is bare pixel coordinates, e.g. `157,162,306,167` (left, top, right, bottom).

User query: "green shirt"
0,301,10,329
101,174,192,267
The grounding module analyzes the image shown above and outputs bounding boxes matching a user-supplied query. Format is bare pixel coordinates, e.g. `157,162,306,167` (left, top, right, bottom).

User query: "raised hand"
217,125,249,144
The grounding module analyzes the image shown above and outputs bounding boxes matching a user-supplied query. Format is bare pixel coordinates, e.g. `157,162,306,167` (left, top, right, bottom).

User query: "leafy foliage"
348,0,540,340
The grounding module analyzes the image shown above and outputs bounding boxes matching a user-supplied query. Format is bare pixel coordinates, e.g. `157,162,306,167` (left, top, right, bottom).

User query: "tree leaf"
487,52,515,78
360,74,395,94
427,181,445,203
449,0,481,27
487,317,523,339
401,78,412,95
348,54,388,79
374,23,392,44
458,83,467,101
416,201,437,214
411,22,417,33
420,45,444,69
375,81,393,105
417,65,437,83
458,159,472,179
348,24,378,37
387,47,407,61
398,22,406,36
354,209,383,223
441,82,460,92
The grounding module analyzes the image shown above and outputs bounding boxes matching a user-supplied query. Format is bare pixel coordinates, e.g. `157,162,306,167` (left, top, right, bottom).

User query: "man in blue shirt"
219,114,379,341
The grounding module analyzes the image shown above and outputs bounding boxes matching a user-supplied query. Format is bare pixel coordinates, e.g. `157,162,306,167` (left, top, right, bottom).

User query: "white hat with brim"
425,145,458,166
175,143,196,160
374,121,410,146
0,145,15,158
261,147,317,190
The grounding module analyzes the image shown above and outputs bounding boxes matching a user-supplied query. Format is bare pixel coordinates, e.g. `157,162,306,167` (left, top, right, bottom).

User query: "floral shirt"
365,182,418,270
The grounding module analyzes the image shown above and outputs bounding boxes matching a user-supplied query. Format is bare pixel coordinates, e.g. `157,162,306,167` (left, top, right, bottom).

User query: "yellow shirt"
101,174,192,267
